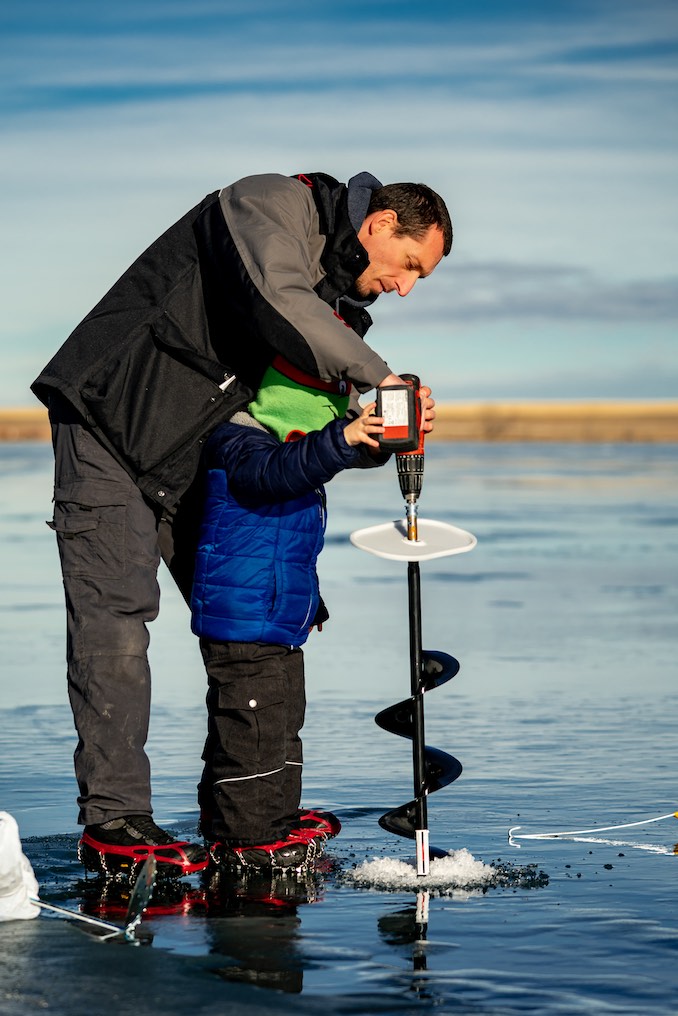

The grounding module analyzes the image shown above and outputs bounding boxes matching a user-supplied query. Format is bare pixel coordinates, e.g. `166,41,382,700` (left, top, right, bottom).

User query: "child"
191,356,384,871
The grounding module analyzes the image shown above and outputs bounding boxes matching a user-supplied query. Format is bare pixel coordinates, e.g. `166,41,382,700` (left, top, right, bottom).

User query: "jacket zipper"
298,489,326,634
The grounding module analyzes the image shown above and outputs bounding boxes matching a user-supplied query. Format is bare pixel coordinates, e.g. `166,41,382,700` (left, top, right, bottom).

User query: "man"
32,170,453,878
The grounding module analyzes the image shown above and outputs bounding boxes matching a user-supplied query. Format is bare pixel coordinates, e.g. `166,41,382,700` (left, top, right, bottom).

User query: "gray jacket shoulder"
217,174,389,391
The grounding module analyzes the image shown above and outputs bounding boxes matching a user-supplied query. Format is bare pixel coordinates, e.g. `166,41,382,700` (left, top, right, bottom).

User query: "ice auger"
351,376,477,875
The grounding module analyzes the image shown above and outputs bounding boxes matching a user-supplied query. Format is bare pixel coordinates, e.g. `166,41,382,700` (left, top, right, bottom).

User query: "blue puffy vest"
191,418,358,647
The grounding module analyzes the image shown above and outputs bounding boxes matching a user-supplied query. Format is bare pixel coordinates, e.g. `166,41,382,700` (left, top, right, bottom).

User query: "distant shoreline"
2,403,678,443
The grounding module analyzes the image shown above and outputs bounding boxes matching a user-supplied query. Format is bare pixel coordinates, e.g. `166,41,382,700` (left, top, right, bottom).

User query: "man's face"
355,211,445,299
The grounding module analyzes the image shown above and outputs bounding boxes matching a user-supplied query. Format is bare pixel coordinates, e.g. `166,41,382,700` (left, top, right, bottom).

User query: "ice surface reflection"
1,442,676,1014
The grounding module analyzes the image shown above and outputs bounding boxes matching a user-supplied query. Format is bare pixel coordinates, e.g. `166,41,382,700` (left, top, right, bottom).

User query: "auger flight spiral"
350,375,477,875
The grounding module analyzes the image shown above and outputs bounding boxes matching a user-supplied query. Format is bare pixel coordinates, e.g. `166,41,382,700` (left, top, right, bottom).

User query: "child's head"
249,356,352,442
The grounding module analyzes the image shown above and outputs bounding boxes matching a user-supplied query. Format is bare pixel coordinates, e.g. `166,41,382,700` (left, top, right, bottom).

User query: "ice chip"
348,848,497,893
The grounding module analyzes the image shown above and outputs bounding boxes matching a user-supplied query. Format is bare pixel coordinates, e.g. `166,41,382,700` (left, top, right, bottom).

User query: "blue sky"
2,0,676,404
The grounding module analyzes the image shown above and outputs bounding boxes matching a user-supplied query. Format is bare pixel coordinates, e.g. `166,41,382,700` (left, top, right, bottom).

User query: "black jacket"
32,172,390,507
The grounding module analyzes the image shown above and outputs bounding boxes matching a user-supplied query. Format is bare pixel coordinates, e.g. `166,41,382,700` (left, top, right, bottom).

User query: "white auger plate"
350,518,477,562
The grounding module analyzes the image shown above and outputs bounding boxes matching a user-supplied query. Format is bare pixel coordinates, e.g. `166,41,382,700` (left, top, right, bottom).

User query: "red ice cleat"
78,815,208,879
208,831,318,872
290,808,341,841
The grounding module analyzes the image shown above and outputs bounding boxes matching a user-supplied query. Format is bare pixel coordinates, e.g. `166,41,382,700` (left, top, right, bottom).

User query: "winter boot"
289,808,341,841
208,831,317,872
78,815,209,879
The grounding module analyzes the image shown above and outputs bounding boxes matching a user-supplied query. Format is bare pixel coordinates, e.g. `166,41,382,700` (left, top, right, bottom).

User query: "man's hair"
367,183,453,256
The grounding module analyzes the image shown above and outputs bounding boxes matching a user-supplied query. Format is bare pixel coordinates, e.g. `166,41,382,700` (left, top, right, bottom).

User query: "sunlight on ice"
347,848,496,892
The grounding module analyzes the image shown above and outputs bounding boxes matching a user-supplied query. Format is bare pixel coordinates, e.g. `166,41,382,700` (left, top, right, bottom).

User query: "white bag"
0,812,40,921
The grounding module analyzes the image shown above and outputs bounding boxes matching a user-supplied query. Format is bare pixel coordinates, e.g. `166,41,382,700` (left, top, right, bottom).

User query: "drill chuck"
396,452,424,501
397,454,424,541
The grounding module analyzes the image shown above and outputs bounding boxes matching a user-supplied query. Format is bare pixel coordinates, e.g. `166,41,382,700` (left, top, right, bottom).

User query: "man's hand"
344,402,384,449
378,372,406,388
377,375,436,435
420,384,436,434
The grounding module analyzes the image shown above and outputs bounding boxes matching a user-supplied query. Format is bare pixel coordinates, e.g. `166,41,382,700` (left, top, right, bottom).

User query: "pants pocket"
49,500,126,578
215,677,285,768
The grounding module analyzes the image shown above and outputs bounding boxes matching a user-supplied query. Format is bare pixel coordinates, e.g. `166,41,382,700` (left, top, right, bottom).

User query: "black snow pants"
198,640,305,845
48,395,201,826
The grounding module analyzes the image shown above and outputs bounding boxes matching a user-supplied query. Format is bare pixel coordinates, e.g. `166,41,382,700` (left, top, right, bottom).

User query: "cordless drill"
375,374,425,541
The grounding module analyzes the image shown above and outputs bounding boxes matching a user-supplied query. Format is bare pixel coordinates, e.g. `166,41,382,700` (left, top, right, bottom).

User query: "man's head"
355,182,452,299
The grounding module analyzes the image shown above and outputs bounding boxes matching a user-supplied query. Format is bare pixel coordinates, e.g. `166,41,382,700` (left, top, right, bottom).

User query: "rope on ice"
508,810,678,852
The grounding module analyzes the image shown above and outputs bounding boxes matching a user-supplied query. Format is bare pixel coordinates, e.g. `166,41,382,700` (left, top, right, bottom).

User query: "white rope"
31,897,122,936
508,810,678,845
540,835,676,856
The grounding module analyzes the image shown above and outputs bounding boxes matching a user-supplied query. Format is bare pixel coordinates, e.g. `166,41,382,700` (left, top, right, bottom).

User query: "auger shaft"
408,559,430,875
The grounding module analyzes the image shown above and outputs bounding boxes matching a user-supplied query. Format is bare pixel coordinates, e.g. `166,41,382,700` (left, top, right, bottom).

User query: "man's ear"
368,208,398,234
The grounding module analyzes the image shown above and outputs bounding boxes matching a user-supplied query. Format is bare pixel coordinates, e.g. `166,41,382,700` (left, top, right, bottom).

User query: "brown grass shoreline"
2,403,678,443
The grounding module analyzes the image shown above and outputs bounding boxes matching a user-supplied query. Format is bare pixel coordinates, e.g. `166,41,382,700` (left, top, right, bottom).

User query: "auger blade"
375,654,460,738
375,702,463,795
428,843,452,860
378,802,458,862
375,698,414,738
423,747,463,794
421,650,460,692
379,800,417,840
379,748,463,839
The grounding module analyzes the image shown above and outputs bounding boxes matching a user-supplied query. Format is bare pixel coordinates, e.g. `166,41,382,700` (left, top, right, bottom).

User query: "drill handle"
375,373,425,454
398,375,425,456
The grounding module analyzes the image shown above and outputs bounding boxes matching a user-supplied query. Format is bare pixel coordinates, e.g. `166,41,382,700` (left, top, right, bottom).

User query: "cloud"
1,0,676,404
375,262,678,325
2,0,677,116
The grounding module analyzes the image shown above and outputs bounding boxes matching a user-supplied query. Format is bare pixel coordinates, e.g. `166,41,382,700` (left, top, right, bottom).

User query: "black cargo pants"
199,640,305,845
48,396,200,826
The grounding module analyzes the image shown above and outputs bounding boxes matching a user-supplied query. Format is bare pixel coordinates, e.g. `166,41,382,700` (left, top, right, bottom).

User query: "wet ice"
1,442,677,1015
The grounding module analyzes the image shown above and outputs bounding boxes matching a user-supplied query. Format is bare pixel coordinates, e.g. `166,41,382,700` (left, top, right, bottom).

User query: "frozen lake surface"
1,441,677,1014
